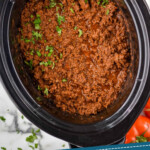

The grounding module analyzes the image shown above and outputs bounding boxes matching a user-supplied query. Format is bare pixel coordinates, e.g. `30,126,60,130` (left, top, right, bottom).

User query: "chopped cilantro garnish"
49,0,57,8
36,97,42,101
38,85,42,90
0,116,6,122
18,148,22,150
106,9,109,15
58,3,63,7
62,144,65,147
46,46,53,51
98,0,109,6
29,145,34,150
60,53,63,59
40,62,48,66
30,49,34,55
40,60,52,66
33,14,41,30
70,8,74,13
48,51,53,57
62,78,67,82
30,14,34,18
21,115,24,119
24,60,33,70
56,7,59,12
44,88,49,96
52,62,55,69
78,29,83,37
36,51,42,57
25,22,30,26
48,60,52,65
32,31,42,40
24,38,31,43
36,129,40,133
26,129,38,143
57,13,65,25
35,143,38,148
56,26,62,36
85,0,88,3
35,24,41,30
74,26,77,30
1,147,6,150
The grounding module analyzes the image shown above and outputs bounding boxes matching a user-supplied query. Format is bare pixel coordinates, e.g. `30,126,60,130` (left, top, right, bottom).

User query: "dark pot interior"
9,0,139,124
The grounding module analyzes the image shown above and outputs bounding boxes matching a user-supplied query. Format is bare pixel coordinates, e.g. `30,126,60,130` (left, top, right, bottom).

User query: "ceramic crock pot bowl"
0,0,150,147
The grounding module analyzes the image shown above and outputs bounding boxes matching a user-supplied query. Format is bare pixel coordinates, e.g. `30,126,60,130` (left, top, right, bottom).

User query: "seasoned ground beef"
18,0,130,115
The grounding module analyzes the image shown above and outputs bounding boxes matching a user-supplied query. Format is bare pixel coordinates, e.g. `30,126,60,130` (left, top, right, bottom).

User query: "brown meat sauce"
18,0,131,116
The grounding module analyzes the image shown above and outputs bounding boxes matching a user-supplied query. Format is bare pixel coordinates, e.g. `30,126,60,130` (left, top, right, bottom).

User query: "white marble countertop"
0,1,149,150
0,82,70,150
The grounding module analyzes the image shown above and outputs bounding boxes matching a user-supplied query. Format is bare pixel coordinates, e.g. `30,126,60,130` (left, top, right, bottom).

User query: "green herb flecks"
24,38,31,43
44,88,49,96
46,46,54,57
85,0,88,3
40,60,52,66
52,62,55,69
70,8,74,13
24,60,33,70
36,129,40,133
57,13,65,25
33,14,41,30
56,26,62,36
24,37,35,44
36,51,42,57
36,97,42,101
98,0,109,6
26,129,38,143
1,147,6,150
106,9,109,15
60,53,63,59
49,0,57,8
46,46,54,51
18,148,22,150
30,49,34,55
32,31,42,40
21,115,24,119
62,78,67,82
29,145,34,150
78,29,83,37
35,143,38,148
62,144,65,147
74,26,77,30
0,116,6,122
38,85,42,91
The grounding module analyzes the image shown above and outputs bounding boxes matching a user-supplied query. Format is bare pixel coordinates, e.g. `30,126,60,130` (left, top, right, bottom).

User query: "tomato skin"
125,115,150,144
144,98,150,118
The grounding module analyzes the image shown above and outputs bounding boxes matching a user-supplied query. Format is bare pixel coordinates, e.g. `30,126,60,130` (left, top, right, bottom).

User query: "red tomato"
144,98,150,118
125,115,150,144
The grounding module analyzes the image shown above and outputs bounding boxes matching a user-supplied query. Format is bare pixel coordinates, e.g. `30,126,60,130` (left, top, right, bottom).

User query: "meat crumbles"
18,0,131,116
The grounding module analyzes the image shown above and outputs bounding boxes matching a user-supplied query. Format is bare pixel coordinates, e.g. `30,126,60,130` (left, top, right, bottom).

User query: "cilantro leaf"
56,26,62,36
57,13,65,25
0,116,6,122
44,88,49,96
32,31,42,40
62,78,67,82
78,29,83,37
70,8,74,13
